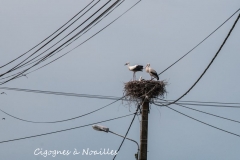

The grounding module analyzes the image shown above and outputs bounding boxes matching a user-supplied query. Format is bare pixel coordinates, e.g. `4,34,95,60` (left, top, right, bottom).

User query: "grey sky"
0,0,240,159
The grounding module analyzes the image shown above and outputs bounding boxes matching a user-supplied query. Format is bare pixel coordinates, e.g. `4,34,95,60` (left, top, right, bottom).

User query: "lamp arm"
109,130,139,152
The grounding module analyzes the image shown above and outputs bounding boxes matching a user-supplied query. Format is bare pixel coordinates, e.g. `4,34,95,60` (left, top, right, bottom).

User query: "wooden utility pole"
139,100,149,160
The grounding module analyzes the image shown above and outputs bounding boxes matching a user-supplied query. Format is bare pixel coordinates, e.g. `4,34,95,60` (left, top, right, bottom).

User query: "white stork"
139,76,145,81
145,63,159,80
125,62,143,80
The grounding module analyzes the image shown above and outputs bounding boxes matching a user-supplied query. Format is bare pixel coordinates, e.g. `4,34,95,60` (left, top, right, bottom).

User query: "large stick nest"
123,80,167,105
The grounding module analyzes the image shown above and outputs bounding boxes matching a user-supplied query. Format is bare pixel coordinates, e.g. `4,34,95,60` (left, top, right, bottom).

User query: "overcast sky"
0,0,240,160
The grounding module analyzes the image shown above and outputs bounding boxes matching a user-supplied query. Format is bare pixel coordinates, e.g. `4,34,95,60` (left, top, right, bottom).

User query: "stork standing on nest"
125,62,143,80
145,63,159,80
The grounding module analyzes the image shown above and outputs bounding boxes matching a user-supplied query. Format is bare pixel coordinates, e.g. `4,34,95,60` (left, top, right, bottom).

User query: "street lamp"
92,124,139,160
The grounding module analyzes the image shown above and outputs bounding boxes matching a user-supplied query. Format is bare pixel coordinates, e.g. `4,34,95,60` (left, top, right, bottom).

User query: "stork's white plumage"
139,76,145,81
145,63,159,80
125,62,143,80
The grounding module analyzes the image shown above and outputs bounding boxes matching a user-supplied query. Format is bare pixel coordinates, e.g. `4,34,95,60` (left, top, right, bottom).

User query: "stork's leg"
150,76,154,81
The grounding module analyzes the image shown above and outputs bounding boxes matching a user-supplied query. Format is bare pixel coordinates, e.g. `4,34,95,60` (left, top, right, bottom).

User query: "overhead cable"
0,0,115,80
0,113,134,144
5,0,125,73
158,8,240,75
1,86,240,107
156,99,240,123
0,0,124,81
0,96,124,123
163,13,240,106
7,0,110,74
154,102,240,138
113,104,140,160
0,0,95,69
0,0,141,84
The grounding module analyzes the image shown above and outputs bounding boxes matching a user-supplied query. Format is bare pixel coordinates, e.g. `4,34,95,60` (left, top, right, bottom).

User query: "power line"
154,103,240,138
175,104,240,123
0,113,134,144
168,102,240,108
2,0,127,84
7,0,110,74
0,86,119,99
113,105,140,160
0,0,116,81
163,13,240,106
159,99,240,105
0,0,95,69
0,0,100,75
1,0,139,84
0,0,124,81
1,97,240,125
158,8,240,75
1,86,240,108
3,97,240,124
156,99,240,123
0,96,124,123
5,0,125,74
